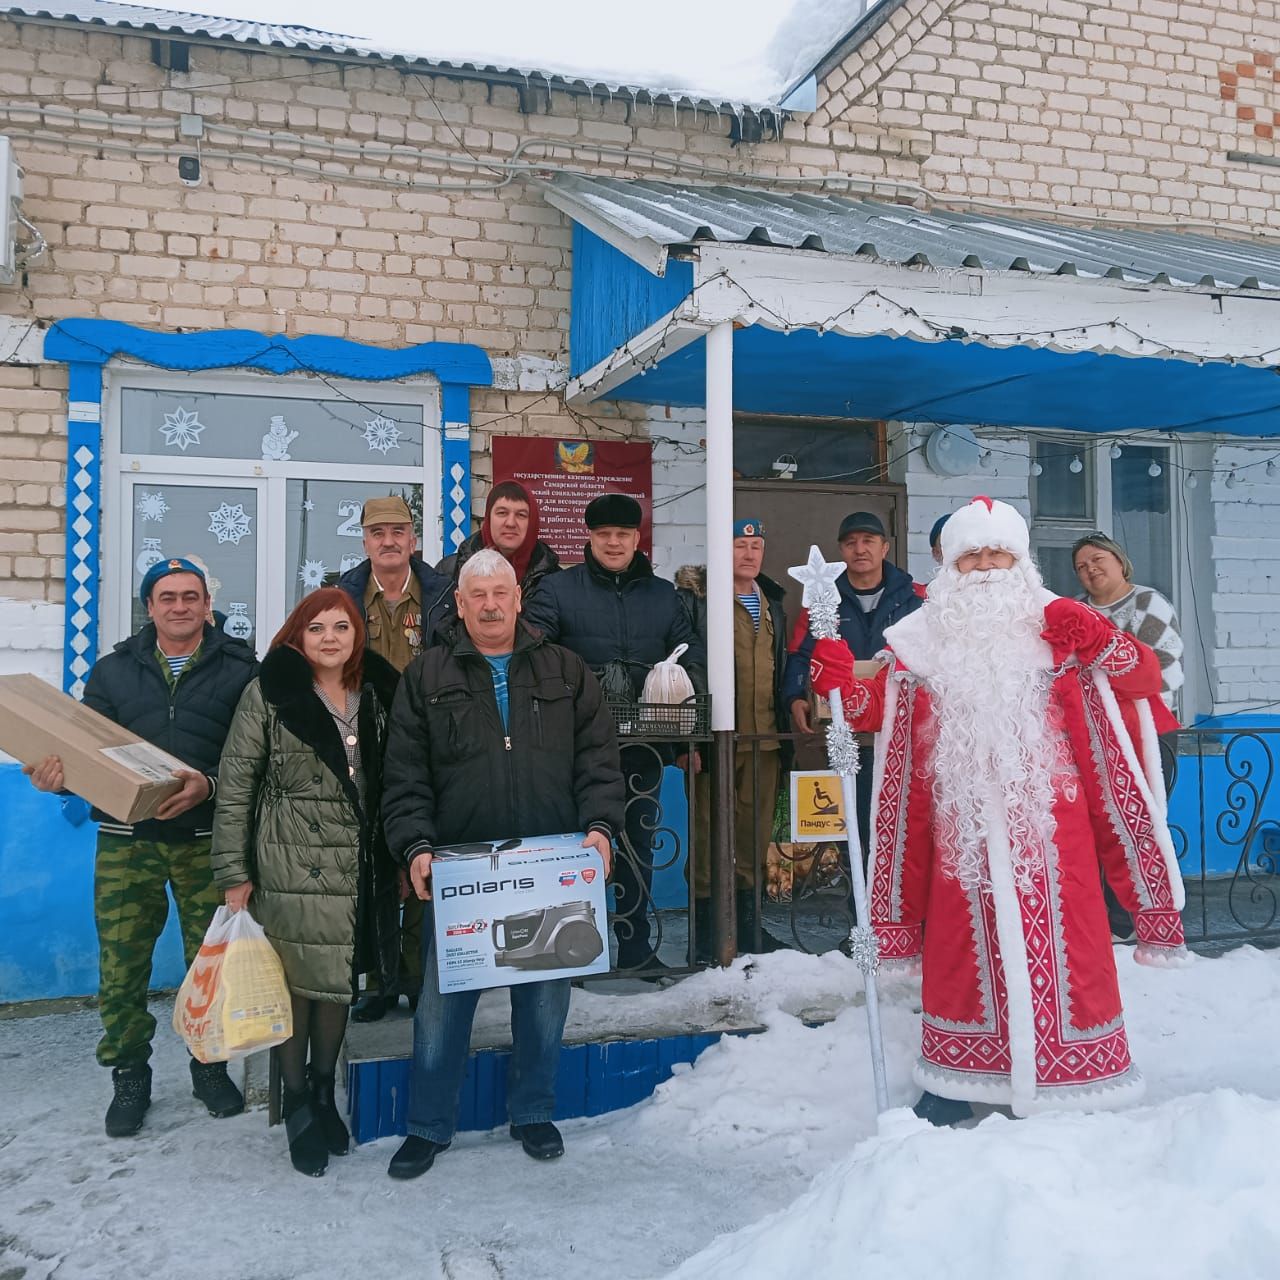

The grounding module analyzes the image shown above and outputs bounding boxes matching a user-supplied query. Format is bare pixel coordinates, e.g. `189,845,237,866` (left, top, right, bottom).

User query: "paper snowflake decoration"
298,559,328,590
362,415,401,454
302,499,315,512
135,490,169,523
208,502,252,546
159,406,205,451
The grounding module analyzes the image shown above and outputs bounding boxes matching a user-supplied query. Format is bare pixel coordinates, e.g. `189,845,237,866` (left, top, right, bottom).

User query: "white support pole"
705,321,738,966
705,321,735,730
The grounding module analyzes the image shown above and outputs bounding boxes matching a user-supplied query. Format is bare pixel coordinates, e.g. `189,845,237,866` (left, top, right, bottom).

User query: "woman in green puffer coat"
211,587,400,1179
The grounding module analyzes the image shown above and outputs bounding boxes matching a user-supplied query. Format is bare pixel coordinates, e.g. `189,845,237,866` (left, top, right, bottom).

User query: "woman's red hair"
270,587,366,690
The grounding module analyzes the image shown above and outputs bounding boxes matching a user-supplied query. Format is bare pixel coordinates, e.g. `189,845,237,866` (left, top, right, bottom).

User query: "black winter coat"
522,548,706,698
781,560,922,704
211,647,401,1002
381,622,624,865
336,554,456,648
436,531,562,601
82,622,258,838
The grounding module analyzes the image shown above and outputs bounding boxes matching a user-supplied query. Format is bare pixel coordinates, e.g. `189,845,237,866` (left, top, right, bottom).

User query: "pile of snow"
667,1092,1280,1279
130,0,880,108
2,945,1280,1279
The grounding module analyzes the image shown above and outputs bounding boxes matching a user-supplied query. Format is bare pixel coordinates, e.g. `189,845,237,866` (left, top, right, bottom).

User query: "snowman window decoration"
261,414,299,462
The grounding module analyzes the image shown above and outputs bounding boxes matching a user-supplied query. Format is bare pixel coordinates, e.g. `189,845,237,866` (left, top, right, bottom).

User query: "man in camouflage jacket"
25,558,257,1137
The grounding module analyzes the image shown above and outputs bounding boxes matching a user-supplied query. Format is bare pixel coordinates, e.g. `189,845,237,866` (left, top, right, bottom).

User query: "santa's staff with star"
808,497,1189,1125
789,543,891,1115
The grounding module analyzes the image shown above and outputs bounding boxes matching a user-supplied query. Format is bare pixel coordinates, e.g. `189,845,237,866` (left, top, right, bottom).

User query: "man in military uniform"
25,558,258,1137
338,495,454,1020
677,517,789,960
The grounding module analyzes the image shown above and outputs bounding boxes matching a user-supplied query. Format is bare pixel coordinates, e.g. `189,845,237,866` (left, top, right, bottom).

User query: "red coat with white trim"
841,610,1187,1116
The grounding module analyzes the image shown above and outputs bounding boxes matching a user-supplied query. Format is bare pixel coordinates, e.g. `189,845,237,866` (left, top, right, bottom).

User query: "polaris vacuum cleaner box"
430,834,609,994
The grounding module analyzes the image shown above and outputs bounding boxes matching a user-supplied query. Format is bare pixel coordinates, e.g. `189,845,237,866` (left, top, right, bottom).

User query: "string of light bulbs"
958,428,1280,489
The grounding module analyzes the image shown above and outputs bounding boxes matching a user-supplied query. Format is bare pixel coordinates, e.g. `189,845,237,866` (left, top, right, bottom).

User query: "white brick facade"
1,2,1280,715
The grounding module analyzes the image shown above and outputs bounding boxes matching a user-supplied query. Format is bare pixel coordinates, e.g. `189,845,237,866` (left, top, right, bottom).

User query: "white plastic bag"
173,906,293,1063
638,644,696,732
641,643,696,705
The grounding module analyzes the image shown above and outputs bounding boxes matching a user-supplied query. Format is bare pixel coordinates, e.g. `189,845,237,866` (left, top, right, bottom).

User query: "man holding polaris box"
338,494,454,1023
523,493,705,975
24,558,257,1137
381,549,623,1179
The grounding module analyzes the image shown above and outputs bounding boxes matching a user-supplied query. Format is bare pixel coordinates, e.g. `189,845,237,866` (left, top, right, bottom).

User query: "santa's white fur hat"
939,496,1030,567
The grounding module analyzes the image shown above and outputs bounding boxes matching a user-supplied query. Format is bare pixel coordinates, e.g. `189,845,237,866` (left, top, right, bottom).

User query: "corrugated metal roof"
1,0,802,110
5,1,385,56
543,173,1280,291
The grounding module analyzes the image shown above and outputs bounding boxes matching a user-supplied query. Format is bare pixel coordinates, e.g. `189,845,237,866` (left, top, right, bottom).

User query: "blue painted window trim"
43,320,492,695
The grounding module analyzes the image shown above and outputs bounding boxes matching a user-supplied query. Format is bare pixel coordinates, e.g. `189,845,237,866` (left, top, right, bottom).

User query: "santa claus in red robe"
810,497,1188,1125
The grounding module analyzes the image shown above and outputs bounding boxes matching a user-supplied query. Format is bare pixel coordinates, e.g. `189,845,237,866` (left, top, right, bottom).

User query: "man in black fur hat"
525,493,704,974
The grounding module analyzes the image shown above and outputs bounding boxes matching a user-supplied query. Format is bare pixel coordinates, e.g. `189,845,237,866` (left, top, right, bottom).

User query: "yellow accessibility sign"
789,770,847,844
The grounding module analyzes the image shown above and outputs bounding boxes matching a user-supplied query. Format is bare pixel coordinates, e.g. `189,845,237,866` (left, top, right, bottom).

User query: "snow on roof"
3,0,882,111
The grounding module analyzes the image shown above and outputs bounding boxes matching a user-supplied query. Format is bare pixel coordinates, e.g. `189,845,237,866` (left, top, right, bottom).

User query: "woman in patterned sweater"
1072,533,1184,708
1073,532,1183,942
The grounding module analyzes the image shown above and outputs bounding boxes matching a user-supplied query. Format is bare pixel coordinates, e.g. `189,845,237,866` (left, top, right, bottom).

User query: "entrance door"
733,482,909,622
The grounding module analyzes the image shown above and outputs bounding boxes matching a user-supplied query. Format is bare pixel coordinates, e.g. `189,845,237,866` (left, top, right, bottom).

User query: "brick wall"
0,361,68,603
4,6,1280,710
1209,443,1280,711
816,0,1280,228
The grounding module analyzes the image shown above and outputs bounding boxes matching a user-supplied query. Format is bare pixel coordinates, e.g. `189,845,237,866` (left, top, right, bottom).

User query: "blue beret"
929,514,951,548
140,557,207,602
733,517,765,538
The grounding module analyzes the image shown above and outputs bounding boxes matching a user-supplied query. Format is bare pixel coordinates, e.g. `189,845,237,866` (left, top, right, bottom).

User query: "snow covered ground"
2,945,1279,1280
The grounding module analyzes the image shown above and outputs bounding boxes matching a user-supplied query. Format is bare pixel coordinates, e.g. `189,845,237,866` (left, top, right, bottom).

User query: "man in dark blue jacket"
524,494,704,973
25,558,257,1137
782,511,922,885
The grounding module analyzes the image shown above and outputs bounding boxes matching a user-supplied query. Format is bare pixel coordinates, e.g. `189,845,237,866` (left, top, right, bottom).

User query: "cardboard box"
0,673,186,824
431,833,610,994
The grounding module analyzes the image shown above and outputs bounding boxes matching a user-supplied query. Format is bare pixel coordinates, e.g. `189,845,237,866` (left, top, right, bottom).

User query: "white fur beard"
925,562,1059,895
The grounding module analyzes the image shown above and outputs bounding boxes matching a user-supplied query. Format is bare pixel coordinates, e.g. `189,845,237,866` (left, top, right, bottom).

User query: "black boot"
190,1058,245,1119
282,1084,329,1177
308,1068,349,1156
105,1064,152,1138
689,898,714,966
510,1121,564,1160
913,1091,974,1127
736,889,786,955
388,1134,449,1180
351,992,393,1023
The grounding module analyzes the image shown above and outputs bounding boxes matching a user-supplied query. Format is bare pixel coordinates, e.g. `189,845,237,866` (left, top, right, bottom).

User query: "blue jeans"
407,931,571,1144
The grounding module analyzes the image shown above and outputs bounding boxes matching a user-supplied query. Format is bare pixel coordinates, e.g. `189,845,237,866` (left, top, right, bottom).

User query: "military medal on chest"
404,608,422,652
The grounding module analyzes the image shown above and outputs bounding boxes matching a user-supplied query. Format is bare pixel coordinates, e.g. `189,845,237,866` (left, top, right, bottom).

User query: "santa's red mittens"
810,638,855,699
1040,597,1114,667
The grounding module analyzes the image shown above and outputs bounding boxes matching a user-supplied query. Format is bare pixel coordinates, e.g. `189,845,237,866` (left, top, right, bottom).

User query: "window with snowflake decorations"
120,387,425,467
106,373,438,654
128,484,259,636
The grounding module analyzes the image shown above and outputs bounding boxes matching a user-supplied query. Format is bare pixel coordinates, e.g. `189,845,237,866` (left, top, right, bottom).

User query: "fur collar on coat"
257,644,399,805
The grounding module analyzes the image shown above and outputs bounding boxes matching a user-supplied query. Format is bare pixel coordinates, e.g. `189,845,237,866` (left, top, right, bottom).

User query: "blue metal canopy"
607,328,1280,436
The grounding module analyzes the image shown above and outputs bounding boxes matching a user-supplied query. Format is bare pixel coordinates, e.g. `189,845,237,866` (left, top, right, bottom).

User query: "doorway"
733,481,910,621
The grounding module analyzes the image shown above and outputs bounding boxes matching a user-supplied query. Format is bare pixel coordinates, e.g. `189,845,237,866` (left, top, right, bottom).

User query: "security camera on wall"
177,155,201,186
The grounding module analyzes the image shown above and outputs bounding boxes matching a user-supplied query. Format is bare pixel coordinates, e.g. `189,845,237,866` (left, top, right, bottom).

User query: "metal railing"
598,723,1280,977
598,703,711,979
1168,727,1280,950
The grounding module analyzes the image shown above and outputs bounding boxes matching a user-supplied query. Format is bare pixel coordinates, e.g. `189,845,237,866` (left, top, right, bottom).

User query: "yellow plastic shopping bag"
173,906,293,1063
